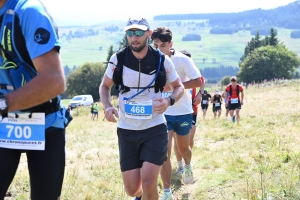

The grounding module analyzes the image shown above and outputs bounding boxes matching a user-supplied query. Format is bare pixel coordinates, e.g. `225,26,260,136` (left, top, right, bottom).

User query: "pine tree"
269,28,279,46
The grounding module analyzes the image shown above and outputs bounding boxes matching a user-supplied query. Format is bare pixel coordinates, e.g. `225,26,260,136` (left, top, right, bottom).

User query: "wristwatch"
0,95,8,114
169,96,175,106
199,90,204,94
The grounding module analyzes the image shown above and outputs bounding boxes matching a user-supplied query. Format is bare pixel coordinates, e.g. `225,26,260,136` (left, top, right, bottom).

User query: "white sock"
177,160,183,168
185,164,191,168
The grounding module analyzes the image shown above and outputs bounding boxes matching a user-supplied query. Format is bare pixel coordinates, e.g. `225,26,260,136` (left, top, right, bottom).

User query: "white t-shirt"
164,50,201,116
105,48,178,130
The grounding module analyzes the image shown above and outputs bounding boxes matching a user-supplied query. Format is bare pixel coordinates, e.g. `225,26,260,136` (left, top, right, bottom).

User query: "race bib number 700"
0,113,45,150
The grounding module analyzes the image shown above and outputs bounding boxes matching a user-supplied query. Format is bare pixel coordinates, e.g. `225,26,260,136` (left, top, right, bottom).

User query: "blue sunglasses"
126,30,146,37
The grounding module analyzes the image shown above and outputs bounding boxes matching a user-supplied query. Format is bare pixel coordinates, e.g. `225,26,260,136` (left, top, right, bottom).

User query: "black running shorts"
229,101,242,110
117,123,168,172
0,127,65,200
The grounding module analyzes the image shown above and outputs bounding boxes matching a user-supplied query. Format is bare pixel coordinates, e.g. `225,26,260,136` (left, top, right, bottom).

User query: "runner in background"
201,90,211,119
222,91,230,119
211,90,222,118
173,51,205,175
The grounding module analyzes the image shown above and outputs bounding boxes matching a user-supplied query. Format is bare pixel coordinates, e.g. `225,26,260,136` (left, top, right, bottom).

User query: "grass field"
5,79,300,200
58,19,300,69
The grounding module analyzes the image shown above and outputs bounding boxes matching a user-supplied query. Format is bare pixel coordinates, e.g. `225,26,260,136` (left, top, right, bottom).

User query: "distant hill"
154,1,300,29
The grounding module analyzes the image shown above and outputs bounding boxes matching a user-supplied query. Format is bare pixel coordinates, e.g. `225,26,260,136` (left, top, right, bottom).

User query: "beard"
129,38,148,52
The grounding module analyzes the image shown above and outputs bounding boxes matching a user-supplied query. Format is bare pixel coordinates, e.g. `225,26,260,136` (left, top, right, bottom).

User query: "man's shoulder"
238,84,243,90
225,84,231,90
15,0,42,15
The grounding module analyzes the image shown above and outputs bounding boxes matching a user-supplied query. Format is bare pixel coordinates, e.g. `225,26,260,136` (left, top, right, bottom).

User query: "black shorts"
192,114,197,125
229,101,242,110
201,104,208,110
213,106,221,112
0,127,65,200
117,123,168,172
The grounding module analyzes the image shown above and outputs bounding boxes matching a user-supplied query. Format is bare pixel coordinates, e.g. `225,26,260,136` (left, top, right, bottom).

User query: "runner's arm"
167,77,184,105
240,91,244,104
5,48,65,112
99,74,114,110
210,96,214,103
182,77,202,89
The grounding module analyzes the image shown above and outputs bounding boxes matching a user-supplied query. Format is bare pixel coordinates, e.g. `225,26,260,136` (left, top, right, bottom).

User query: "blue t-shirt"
0,0,64,129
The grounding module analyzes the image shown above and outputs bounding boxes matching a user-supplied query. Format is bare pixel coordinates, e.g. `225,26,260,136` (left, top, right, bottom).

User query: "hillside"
154,1,300,29
6,80,300,199
58,1,300,81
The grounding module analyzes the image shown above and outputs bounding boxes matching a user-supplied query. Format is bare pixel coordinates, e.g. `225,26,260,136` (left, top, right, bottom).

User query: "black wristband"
169,96,175,106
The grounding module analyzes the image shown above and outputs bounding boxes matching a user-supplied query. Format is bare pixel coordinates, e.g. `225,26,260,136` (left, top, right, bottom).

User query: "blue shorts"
165,114,192,136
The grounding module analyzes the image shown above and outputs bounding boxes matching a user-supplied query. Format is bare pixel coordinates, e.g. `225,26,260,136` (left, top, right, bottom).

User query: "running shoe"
160,192,173,200
183,166,194,184
177,166,184,175
232,115,236,123
134,197,142,200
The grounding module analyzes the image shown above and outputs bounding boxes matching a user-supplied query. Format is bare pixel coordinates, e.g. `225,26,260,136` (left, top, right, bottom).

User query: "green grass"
5,79,300,199
58,19,300,69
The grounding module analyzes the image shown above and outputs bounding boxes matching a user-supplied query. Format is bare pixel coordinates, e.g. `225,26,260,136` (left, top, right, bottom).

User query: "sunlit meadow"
5,80,300,200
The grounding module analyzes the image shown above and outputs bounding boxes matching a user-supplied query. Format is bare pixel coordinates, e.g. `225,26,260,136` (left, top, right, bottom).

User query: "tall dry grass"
5,80,300,200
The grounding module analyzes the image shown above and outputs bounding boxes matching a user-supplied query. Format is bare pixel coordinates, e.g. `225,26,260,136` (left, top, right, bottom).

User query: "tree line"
154,2,300,29
64,28,300,100
237,28,300,83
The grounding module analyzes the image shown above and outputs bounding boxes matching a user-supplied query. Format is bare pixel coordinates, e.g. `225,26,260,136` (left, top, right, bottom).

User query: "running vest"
229,84,240,96
213,95,221,104
0,0,60,115
111,46,166,94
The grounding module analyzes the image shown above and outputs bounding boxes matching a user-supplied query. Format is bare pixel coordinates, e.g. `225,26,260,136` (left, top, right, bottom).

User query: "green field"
59,19,300,69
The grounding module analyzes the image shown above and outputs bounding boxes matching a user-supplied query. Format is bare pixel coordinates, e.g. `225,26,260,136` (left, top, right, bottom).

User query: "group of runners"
100,17,244,200
0,1,245,198
198,79,244,122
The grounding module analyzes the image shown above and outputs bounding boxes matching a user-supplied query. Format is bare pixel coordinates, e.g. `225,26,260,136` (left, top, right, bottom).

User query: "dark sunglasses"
126,30,145,37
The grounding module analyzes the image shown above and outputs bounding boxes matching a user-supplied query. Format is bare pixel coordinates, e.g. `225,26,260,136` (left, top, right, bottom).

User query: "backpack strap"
153,46,166,93
112,47,130,94
0,1,60,115
112,46,166,94
229,84,240,96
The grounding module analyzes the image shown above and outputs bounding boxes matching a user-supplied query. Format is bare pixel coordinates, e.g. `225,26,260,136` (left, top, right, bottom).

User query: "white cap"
124,18,150,31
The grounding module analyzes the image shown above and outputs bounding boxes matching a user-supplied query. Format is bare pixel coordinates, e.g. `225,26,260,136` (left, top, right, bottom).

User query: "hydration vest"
213,95,222,104
0,0,60,115
229,84,240,96
111,46,166,94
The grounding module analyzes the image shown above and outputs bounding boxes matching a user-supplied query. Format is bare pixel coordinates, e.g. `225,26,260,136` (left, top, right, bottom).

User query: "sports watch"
0,95,8,114
169,96,175,106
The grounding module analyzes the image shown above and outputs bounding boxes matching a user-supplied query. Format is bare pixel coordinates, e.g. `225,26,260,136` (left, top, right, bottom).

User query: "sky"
41,0,297,26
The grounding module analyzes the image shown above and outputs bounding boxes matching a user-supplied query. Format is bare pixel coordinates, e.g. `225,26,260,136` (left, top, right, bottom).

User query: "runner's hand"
193,92,201,106
104,107,119,122
153,97,169,114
